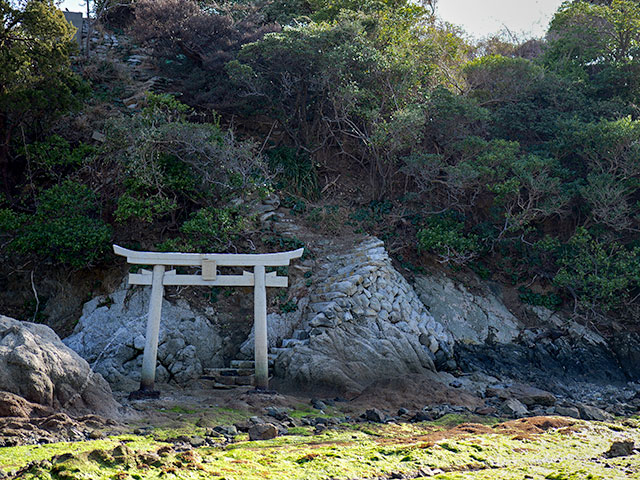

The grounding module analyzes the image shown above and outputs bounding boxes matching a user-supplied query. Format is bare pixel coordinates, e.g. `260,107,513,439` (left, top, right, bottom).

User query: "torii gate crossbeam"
113,244,304,394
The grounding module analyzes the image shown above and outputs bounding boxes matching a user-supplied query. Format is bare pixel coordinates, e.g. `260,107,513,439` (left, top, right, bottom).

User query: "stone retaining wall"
265,237,454,394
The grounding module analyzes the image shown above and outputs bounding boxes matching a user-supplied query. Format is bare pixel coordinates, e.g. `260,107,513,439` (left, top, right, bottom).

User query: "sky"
436,0,566,39
59,0,567,40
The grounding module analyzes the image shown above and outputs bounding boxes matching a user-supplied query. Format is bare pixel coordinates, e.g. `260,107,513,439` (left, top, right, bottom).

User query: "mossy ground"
2,416,639,479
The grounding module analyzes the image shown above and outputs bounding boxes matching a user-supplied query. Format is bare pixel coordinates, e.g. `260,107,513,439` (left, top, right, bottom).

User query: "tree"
131,0,278,71
556,117,640,232
227,6,467,199
0,0,82,191
129,0,278,111
546,0,640,73
464,55,588,147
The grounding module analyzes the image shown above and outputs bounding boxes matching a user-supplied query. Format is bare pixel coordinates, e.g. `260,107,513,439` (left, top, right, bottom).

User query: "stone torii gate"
113,244,304,394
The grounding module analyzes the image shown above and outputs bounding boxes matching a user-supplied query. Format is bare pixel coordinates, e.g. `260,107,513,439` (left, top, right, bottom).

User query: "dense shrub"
417,213,481,265
554,228,640,312
22,135,95,181
106,93,268,225
158,206,246,253
267,146,319,199
0,181,111,267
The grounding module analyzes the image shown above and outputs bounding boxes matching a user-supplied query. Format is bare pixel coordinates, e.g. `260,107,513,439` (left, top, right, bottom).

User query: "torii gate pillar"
253,265,268,390
140,264,165,391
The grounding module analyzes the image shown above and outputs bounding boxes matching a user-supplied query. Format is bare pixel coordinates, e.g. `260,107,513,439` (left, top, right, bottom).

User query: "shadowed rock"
0,315,119,417
249,423,278,440
605,440,635,458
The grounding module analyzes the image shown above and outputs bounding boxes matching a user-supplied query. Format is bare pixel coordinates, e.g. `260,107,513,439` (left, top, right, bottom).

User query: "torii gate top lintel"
113,244,304,394
113,244,304,267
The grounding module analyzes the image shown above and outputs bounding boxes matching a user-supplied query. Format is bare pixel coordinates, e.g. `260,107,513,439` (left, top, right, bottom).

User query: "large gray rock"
64,285,224,390
413,274,523,344
273,237,453,394
0,315,119,417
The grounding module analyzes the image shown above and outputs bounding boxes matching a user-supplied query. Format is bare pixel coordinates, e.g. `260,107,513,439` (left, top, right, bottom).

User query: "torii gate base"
113,245,304,397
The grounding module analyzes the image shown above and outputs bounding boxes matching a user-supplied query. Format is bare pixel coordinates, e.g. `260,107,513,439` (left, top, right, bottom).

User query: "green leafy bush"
417,213,481,265
0,181,111,267
518,287,562,310
114,193,178,224
158,206,246,253
106,93,268,225
22,135,95,181
553,227,640,312
268,146,319,199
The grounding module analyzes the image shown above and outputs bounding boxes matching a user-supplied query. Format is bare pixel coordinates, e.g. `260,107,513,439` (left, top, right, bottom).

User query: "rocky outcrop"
272,238,454,394
64,285,224,390
407,269,640,414
0,315,119,417
413,273,523,344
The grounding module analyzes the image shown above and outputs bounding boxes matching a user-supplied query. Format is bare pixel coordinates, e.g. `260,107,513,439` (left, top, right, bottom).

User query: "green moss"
288,403,340,419
429,413,504,428
207,406,253,424
286,426,314,436
1,420,639,479
166,405,199,415
0,436,164,474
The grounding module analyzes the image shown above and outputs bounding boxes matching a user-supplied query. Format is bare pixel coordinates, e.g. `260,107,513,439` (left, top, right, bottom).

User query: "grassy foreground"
1,415,639,480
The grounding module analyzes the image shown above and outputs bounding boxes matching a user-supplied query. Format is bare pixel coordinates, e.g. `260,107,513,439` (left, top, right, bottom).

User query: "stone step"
200,373,256,386
230,359,275,369
203,367,254,377
199,378,243,390
234,375,255,386
230,360,255,369
210,382,236,390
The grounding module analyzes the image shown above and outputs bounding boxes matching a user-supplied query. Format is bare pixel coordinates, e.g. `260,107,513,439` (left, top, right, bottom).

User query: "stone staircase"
201,354,278,388
80,25,175,108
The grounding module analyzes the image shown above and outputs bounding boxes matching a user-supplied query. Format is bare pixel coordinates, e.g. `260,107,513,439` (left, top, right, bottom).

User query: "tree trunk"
0,113,12,194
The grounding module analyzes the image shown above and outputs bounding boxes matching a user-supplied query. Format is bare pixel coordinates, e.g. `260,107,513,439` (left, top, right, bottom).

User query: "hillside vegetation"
2,0,640,327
